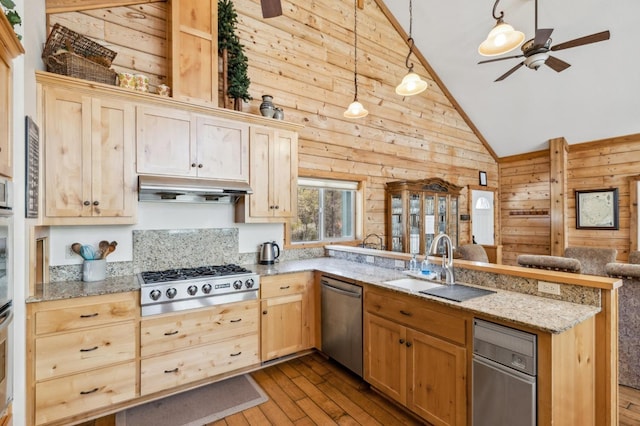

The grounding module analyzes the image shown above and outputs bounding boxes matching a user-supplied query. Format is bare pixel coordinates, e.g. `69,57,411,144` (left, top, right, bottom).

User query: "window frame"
285,171,366,249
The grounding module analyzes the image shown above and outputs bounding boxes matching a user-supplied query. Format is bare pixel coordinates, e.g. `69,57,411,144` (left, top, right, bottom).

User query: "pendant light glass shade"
395,71,428,96
344,100,368,118
478,20,525,56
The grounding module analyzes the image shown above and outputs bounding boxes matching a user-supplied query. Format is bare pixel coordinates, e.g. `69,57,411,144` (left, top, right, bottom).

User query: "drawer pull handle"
280,285,290,290
399,339,405,344
164,330,179,336
230,351,242,357
399,310,412,316
230,318,242,323
80,388,99,395
80,346,99,352
80,313,99,318
164,368,179,374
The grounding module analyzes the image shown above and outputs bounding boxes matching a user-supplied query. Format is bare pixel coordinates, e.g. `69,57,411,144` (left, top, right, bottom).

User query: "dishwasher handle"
321,281,362,298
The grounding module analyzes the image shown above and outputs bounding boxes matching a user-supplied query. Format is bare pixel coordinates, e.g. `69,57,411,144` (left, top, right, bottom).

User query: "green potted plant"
1,0,21,40
218,0,251,110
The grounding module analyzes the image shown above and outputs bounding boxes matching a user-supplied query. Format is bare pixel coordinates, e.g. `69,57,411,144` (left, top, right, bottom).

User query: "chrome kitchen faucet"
429,233,455,285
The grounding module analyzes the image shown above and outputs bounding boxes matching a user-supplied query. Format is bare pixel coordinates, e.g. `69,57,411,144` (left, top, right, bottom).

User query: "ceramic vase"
273,107,284,120
260,95,275,118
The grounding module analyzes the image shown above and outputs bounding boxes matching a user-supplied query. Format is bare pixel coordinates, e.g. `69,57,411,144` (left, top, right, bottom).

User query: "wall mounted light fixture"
344,0,368,119
395,0,427,96
478,0,525,56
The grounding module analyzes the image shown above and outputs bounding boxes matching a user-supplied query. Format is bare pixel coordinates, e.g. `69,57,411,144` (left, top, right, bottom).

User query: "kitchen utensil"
95,240,109,259
71,242,82,257
259,241,280,265
103,241,117,258
79,245,95,260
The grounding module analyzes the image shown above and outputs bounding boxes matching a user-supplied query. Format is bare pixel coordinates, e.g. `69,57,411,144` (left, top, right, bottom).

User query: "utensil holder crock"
82,259,106,282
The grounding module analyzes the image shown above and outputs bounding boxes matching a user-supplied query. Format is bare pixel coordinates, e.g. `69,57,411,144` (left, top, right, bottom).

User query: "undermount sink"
383,278,443,292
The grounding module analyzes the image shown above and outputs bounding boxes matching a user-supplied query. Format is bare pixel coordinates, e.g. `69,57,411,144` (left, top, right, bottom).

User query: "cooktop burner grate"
140,264,252,284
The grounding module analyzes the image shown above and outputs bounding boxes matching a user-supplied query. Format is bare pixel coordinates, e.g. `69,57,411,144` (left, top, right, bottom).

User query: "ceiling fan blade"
478,54,524,65
533,28,554,47
495,62,524,82
261,0,282,18
551,30,610,52
545,55,571,73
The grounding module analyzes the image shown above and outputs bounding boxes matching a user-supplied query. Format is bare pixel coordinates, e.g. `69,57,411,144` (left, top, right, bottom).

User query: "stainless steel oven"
0,199,12,415
0,178,11,211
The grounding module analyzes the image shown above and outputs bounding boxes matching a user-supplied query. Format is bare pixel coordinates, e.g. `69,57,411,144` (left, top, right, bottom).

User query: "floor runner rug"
115,374,268,426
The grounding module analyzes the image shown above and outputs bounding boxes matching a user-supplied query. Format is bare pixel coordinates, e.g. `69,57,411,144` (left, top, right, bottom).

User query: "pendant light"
344,0,368,119
395,0,428,96
478,0,525,56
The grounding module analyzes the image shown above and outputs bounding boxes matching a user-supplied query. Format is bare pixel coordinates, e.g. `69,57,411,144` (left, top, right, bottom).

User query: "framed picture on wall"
575,188,619,230
479,171,487,186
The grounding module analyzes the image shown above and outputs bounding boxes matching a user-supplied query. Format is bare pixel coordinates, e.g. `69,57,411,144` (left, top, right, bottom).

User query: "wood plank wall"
500,133,640,265
47,0,499,245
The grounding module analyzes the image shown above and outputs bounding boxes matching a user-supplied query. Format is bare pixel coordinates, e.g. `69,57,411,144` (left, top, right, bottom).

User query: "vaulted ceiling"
383,0,640,158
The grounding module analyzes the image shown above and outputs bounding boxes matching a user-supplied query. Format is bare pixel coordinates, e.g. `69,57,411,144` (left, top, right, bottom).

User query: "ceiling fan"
261,0,283,18
478,0,610,82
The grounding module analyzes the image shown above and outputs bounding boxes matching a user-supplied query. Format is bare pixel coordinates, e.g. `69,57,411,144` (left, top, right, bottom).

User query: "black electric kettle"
259,241,280,265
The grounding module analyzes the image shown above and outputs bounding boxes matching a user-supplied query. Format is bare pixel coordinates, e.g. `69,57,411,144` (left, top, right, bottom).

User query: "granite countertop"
29,257,600,334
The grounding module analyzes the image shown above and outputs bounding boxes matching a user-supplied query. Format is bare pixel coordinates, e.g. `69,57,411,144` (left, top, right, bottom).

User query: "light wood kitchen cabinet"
27,292,138,426
39,83,136,225
168,0,218,106
139,300,260,395
386,178,462,254
260,272,315,361
364,286,468,426
0,12,24,178
236,126,298,223
136,106,249,181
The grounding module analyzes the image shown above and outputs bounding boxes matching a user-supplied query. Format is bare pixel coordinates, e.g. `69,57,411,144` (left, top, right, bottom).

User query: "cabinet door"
248,126,273,217
270,129,298,218
261,293,304,361
195,116,249,181
0,54,11,178
90,98,135,218
364,312,407,404
136,106,195,176
407,328,467,426
43,87,92,218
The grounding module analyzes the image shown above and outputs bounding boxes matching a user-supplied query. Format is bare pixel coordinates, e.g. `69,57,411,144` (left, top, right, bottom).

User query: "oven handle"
0,308,12,332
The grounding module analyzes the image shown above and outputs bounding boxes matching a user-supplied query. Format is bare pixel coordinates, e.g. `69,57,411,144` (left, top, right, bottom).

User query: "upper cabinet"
38,77,137,225
0,12,24,178
169,0,218,106
235,126,299,223
136,106,249,182
386,178,462,254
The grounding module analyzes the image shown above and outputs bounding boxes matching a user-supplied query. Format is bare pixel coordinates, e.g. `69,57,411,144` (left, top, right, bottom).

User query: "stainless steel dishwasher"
473,318,537,426
321,275,363,377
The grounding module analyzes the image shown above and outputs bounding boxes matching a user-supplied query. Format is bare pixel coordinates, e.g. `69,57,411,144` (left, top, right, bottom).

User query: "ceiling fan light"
395,72,428,96
479,21,525,56
344,100,369,119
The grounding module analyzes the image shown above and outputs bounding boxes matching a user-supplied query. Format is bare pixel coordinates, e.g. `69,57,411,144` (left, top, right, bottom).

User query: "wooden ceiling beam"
45,0,164,14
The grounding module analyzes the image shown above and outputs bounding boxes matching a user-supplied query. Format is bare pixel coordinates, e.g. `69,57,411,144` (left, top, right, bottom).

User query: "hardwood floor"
84,352,640,425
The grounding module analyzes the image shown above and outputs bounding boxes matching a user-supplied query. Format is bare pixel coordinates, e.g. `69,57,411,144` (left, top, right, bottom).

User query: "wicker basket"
42,24,118,85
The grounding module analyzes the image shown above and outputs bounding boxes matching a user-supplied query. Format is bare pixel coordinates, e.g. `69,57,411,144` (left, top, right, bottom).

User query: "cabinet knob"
191,163,197,168
399,339,405,345
406,341,412,347
93,201,99,206
262,310,268,315
274,205,279,209
198,164,203,168
83,201,90,206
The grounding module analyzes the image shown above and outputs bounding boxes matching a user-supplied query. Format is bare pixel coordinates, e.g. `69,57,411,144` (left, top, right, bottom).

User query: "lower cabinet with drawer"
27,292,138,426
364,286,470,426
139,300,260,395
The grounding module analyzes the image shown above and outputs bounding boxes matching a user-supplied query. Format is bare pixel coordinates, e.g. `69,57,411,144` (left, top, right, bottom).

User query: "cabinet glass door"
390,193,404,252
424,195,435,252
409,193,421,254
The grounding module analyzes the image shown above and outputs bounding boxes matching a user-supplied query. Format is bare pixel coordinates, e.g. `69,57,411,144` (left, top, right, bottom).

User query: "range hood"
138,175,252,204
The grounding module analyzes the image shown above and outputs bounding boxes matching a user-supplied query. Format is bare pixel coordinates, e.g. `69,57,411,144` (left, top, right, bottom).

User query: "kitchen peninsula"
26,245,620,426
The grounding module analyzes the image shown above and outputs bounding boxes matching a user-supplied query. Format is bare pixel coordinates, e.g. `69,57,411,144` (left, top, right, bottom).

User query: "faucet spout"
428,233,455,285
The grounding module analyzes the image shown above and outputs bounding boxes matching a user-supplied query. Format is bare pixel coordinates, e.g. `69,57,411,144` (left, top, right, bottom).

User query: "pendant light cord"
353,0,359,101
404,0,415,72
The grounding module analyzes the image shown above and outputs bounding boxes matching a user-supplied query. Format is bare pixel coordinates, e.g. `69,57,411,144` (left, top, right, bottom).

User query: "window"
291,178,358,243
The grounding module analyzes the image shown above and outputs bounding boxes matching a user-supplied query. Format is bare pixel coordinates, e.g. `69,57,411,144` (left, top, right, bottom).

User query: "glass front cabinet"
386,178,462,254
